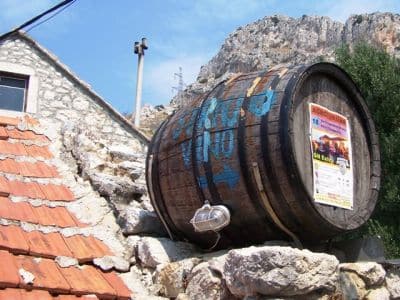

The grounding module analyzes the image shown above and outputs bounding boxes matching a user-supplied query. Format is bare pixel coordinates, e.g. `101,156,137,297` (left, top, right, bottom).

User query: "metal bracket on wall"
251,162,303,249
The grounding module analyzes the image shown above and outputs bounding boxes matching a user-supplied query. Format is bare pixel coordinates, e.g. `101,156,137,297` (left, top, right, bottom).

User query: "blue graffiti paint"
198,164,240,189
172,108,200,141
248,90,276,117
202,98,243,163
220,130,234,158
210,130,234,160
212,97,244,128
196,98,214,131
202,98,218,162
181,140,192,168
203,131,211,162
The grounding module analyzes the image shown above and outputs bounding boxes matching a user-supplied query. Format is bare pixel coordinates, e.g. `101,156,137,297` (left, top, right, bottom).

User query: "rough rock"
137,237,198,268
364,287,390,300
186,262,234,300
119,265,166,300
155,257,201,298
385,267,400,299
90,173,146,198
340,262,386,286
175,293,190,300
121,206,166,235
224,246,339,297
108,144,145,162
93,255,130,272
340,271,366,300
138,104,176,137
118,161,144,180
172,13,400,107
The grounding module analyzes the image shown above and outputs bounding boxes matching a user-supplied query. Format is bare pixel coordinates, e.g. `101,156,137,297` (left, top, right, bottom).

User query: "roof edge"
1,31,150,144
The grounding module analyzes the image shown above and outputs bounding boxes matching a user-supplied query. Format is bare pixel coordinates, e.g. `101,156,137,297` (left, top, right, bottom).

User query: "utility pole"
132,38,148,128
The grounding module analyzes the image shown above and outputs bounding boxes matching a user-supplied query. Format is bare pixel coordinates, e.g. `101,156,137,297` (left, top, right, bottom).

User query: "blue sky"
0,0,400,114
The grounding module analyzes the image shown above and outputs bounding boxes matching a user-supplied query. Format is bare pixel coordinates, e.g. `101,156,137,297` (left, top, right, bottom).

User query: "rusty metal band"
147,116,183,240
251,162,302,248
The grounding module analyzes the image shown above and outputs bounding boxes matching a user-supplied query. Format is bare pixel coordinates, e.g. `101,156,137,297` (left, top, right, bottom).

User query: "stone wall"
149,243,400,299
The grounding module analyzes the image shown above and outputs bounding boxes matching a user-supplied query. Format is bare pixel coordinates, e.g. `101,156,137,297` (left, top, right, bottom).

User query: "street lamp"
132,37,148,127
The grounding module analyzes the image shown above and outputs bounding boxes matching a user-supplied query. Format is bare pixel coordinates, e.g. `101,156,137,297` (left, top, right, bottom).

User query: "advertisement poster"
309,103,353,210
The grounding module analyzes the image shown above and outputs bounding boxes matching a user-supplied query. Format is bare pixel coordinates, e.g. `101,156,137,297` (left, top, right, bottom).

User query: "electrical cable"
0,0,77,40
25,0,77,33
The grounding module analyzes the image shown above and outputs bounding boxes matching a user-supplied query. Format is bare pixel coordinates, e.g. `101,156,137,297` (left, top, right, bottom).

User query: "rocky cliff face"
172,12,400,106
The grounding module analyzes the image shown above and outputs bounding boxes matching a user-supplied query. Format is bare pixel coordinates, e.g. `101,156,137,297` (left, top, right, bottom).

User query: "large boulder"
137,237,198,268
155,257,201,298
224,246,339,297
185,262,234,300
340,262,386,287
385,267,400,299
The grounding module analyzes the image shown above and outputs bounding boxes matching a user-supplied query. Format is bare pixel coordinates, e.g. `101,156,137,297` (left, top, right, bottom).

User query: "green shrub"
335,43,400,258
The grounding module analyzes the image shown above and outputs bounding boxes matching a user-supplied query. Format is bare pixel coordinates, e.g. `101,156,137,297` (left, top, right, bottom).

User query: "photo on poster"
309,103,353,210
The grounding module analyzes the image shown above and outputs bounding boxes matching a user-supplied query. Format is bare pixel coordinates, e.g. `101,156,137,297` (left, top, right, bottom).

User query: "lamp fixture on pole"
132,37,148,127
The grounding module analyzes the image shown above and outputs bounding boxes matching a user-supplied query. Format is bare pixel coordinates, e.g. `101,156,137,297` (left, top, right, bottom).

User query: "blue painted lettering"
248,90,276,117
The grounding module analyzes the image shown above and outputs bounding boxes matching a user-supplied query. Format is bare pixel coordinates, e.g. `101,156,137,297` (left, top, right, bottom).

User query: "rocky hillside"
172,12,400,106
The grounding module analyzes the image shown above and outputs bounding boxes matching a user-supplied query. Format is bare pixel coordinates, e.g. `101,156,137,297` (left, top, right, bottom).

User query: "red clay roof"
0,115,132,299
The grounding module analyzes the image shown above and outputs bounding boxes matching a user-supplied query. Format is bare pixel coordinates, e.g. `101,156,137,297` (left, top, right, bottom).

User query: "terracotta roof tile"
0,288,21,300
24,144,53,159
0,288,54,300
0,159,58,178
35,161,59,177
0,127,8,140
0,176,73,200
0,115,132,299
0,225,29,254
25,231,73,258
0,197,38,224
31,205,78,228
62,235,111,262
0,116,19,126
0,141,28,156
39,183,75,201
15,255,71,293
0,177,10,196
0,197,78,227
0,250,20,288
58,265,116,299
54,295,99,300
0,158,18,174
8,180,46,199
100,271,132,300
6,128,32,140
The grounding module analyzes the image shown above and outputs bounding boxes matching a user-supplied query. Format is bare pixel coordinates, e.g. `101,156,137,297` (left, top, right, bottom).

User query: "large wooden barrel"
146,63,381,249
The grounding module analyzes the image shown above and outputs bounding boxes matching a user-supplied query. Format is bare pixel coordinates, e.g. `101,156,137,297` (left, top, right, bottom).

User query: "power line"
26,0,77,33
0,0,77,40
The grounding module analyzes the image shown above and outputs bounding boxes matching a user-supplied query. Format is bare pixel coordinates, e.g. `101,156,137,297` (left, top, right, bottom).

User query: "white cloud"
143,54,208,104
